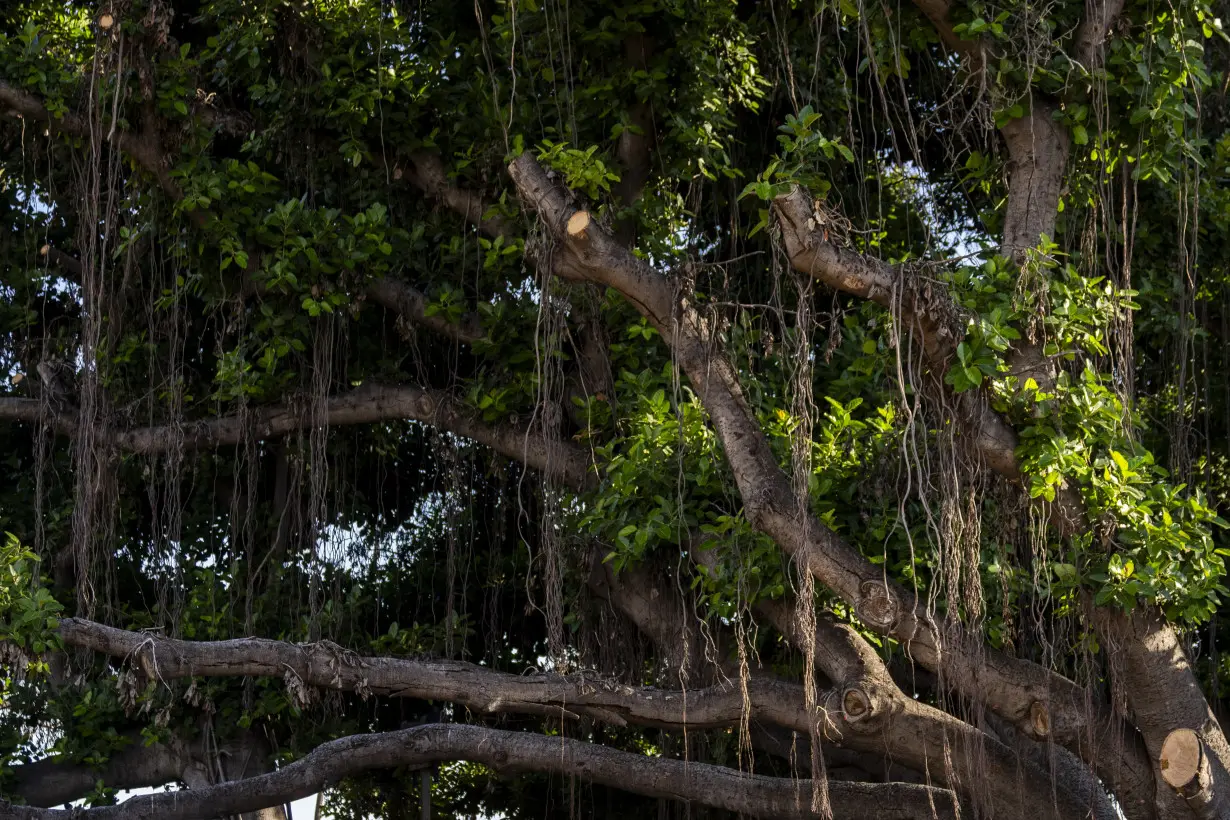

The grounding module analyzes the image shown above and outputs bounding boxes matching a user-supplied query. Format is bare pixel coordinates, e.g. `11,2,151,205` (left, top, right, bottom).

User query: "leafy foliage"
2,0,1230,816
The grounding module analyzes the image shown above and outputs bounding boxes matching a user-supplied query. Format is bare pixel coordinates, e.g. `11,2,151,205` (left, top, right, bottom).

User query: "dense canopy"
3,0,1230,818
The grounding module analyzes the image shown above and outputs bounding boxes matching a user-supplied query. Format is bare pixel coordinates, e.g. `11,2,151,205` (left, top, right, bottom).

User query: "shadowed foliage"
3,1,1230,818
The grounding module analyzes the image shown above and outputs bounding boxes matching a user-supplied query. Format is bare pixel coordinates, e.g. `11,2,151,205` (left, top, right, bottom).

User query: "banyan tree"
4,0,1230,818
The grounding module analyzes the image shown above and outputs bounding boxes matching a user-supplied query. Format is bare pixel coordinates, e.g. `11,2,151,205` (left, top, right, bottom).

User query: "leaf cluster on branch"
2,0,1230,818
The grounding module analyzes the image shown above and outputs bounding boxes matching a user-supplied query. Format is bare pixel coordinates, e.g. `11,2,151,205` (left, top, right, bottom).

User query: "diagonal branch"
507,151,1156,818
0,724,957,820
771,188,1086,529
744,568,1118,820
614,543,1112,820
399,151,515,240
364,278,485,345
0,384,594,489
1093,606,1230,819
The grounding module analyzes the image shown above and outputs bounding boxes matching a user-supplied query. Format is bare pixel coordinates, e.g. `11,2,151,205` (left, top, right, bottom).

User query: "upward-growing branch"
1000,99,1071,256
505,152,1155,817
900,2,1230,814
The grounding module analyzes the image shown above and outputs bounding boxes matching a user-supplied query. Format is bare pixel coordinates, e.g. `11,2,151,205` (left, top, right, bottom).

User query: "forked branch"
507,151,1155,818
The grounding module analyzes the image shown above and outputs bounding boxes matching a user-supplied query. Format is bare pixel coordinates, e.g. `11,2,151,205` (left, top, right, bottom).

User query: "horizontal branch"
60,617,834,744
0,384,594,489
7,730,274,809
0,81,180,200
1,724,958,820
37,245,83,279
62,612,1085,819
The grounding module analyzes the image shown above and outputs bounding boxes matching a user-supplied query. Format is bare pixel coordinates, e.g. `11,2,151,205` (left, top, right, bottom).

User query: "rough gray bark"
1,724,959,820
57,602,1099,820
0,384,593,489
7,736,191,808
507,151,1157,818
55,615,815,737
999,98,1071,257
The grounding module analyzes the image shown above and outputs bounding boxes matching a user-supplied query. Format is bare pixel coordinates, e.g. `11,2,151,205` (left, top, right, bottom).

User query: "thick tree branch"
0,384,593,489
1095,607,1230,820
399,152,515,240
365,278,485,345
772,187,1086,530
749,580,1116,820
37,245,83,279
56,616,815,736
508,151,1156,818
2,725,958,820
6,736,191,808
0,81,181,201
7,730,279,812
1000,98,1071,256
1160,728,1230,820
586,554,713,683
50,601,1105,820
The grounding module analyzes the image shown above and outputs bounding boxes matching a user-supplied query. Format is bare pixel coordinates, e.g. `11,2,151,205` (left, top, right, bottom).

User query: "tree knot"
855,580,900,630
1029,700,1050,739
